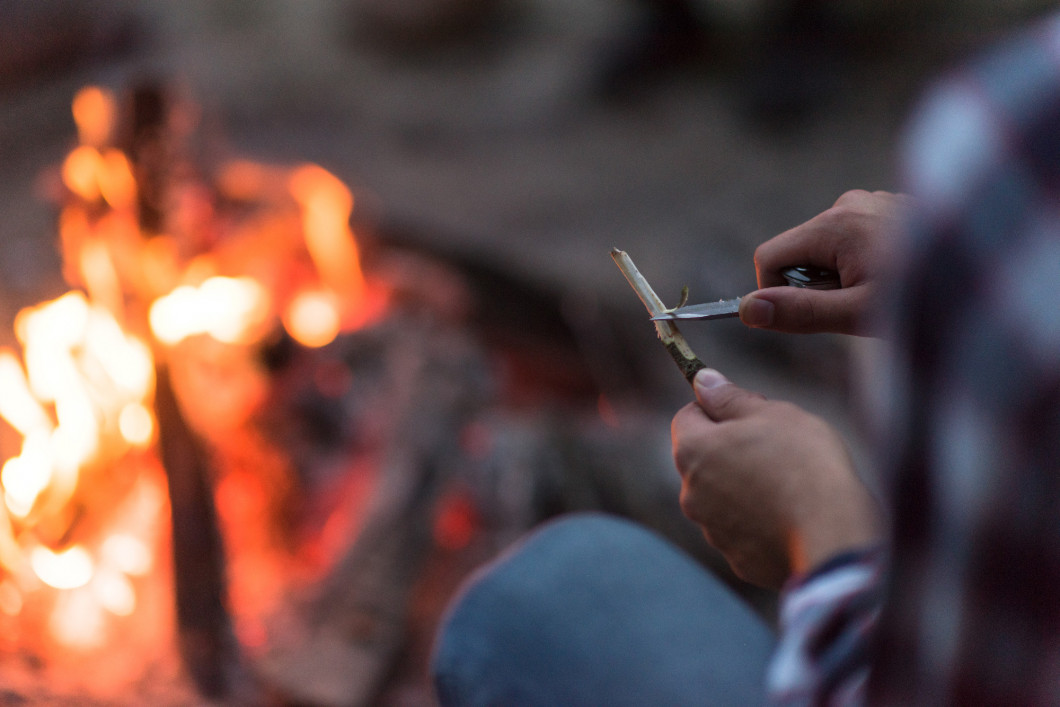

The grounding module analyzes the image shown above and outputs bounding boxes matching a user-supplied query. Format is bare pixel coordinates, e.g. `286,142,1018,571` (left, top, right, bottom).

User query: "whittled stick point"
610,248,706,385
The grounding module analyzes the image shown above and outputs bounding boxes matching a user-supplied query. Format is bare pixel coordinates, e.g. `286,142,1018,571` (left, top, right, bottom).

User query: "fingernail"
742,295,774,328
694,368,729,390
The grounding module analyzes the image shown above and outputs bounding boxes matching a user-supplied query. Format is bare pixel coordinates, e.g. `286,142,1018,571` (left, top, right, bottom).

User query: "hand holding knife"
650,266,841,322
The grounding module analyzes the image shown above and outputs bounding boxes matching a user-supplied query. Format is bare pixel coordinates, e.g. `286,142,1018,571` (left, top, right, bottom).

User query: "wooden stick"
610,248,705,385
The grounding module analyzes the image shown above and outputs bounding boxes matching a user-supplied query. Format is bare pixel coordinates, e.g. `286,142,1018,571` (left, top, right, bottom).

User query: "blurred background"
0,0,1054,410
0,0,1056,704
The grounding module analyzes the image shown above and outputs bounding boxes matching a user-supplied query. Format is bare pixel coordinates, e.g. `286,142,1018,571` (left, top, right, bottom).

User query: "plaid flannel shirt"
767,12,1060,705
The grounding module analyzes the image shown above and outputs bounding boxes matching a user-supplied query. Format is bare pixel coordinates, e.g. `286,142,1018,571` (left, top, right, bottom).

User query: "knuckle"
672,443,694,475
712,393,746,421
678,483,706,526
723,384,764,407
834,188,870,206
678,487,695,518
752,242,776,279
768,400,804,423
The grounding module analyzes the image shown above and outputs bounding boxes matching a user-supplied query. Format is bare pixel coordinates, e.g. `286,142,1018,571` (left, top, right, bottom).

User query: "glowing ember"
284,288,341,348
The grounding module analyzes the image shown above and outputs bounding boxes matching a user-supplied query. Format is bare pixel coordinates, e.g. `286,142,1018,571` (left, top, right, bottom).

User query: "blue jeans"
431,513,775,706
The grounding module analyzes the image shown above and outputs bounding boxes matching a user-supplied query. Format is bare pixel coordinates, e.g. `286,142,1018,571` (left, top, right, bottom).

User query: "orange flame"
289,164,365,302
0,284,157,648
3,86,391,660
71,86,116,148
61,147,137,209
62,146,105,202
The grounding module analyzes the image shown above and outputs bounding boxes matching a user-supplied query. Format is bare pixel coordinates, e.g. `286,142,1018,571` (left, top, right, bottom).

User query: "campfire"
0,82,411,700
0,82,734,705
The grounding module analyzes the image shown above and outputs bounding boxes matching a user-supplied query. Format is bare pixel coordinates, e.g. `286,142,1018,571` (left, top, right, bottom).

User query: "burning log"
257,315,490,706
153,363,252,700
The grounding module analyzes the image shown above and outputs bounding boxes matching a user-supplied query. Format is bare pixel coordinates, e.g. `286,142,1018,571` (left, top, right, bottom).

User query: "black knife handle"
780,266,841,290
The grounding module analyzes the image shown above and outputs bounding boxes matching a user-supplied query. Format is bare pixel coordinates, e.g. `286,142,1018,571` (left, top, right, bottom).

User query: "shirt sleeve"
766,547,884,706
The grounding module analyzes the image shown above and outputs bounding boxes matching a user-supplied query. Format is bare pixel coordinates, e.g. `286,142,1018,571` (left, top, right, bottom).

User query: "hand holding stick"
610,248,705,385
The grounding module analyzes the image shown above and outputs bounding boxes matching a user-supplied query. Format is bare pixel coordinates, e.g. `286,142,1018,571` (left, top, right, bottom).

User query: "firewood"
257,319,489,707
154,363,256,700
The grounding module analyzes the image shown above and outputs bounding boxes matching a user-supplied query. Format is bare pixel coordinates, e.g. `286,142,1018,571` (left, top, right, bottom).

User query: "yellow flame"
101,533,152,576
118,403,154,447
149,276,270,346
283,289,340,348
32,545,94,590
0,349,52,436
52,380,101,467
0,87,167,639
2,431,54,518
84,309,154,397
79,239,123,321
2,292,157,525
93,567,136,616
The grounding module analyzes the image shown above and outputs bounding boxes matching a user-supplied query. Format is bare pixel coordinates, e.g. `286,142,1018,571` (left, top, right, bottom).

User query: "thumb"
739,287,866,335
693,369,767,422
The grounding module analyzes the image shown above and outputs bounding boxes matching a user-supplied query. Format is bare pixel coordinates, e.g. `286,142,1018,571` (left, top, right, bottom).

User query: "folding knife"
650,266,840,321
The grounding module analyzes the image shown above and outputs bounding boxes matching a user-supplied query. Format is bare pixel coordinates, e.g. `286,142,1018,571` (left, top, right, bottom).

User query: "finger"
671,401,709,470
753,189,891,288
671,401,709,435
692,369,767,422
671,400,716,446
739,286,869,335
753,211,846,288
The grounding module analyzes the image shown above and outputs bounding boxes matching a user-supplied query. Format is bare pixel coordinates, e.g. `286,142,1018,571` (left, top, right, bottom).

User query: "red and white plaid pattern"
768,13,1060,705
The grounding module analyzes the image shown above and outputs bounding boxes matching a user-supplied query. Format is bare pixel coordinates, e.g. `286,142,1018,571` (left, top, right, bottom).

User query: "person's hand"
739,189,913,335
671,368,881,589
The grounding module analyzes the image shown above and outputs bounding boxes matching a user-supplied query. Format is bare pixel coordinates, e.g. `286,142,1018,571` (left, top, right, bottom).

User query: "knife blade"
651,298,741,321
650,266,841,322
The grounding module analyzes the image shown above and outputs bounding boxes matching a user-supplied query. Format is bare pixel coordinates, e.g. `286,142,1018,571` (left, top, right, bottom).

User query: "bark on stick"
610,248,706,385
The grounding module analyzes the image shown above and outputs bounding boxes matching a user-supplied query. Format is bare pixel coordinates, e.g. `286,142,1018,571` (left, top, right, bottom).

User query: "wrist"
789,491,882,575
